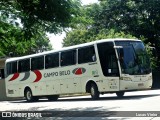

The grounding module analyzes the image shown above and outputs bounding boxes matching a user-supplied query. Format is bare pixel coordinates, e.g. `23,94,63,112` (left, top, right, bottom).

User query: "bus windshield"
115,41,151,75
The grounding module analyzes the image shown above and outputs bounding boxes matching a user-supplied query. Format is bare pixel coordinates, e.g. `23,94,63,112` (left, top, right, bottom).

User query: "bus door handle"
60,84,63,85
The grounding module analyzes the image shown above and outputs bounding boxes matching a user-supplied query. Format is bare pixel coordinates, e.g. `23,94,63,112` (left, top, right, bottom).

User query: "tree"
0,21,52,56
63,28,135,47
0,9,52,56
93,0,160,61
0,0,81,38
64,0,160,69
63,2,135,47
0,0,80,56
96,0,160,40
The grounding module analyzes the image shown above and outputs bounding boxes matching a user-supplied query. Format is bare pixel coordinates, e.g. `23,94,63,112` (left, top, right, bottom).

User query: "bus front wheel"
90,83,99,100
116,91,125,98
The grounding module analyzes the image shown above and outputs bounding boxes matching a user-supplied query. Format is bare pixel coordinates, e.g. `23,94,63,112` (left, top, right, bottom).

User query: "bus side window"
45,53,59,69
78,46,96,64
6,61,18,75
18,59,30,72
61,50,76,66
31,56,44,70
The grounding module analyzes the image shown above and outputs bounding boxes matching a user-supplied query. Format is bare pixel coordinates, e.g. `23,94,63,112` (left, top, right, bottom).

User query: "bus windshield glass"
115,41,151,75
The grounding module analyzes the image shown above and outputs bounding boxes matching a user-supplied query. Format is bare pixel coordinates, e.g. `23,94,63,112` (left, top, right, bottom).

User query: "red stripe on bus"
33,70,42,82
9,73,19,81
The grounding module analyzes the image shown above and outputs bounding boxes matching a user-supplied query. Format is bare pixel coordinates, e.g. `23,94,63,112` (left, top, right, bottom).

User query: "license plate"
138,83,144,87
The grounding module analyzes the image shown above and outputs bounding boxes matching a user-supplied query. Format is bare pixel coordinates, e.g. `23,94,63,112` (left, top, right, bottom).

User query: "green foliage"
63,28,135,47
94,0,160,48
145,42,158,70
98,0,160,68
64,0,160,68
0,0,80,56
0,0,81,36
70,3,101,29
94,29,136,40
0,13,52,56
63,29,88,47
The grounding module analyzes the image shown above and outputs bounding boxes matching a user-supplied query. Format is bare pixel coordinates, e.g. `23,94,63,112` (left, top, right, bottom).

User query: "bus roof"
6,38,141,62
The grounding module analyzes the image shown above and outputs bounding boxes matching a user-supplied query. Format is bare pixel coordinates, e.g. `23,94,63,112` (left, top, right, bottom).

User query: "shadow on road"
10,93,160,103
1,106,129,120
3,93,160,120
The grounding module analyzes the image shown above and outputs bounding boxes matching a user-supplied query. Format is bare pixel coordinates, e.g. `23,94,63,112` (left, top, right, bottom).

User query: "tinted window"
6,61,17,75
61,50,76,66
45,53,59,69
18,59,30,72
31,56,44,70
78,46,96,64
97,42,119,76
115,41,151,75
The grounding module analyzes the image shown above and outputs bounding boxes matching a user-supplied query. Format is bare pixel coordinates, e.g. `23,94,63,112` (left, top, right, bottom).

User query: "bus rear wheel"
25,89,38,102
90,83,99,100
116,91,125,98
47,95,59,101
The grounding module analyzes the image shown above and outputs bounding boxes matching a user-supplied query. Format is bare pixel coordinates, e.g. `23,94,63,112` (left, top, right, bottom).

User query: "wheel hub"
27,91,31,100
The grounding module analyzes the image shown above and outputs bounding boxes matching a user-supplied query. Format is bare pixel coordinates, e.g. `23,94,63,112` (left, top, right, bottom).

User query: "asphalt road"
0,89,160,120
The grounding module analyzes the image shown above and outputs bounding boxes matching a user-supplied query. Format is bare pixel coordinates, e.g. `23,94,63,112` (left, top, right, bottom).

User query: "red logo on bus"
72,68,86,75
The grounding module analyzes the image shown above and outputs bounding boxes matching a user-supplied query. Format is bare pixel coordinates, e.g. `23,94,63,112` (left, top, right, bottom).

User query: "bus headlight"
120,77,132,81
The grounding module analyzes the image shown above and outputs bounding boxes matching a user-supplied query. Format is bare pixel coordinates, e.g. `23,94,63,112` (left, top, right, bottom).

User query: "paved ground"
0,89,160,120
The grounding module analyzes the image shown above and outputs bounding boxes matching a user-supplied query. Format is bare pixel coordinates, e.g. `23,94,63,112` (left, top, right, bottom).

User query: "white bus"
5,39,152,102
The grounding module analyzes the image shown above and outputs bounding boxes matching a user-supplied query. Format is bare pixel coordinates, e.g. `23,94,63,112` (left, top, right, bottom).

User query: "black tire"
116,91,125,98
24,89,38,102
47,95,59,101
90,83,99,100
